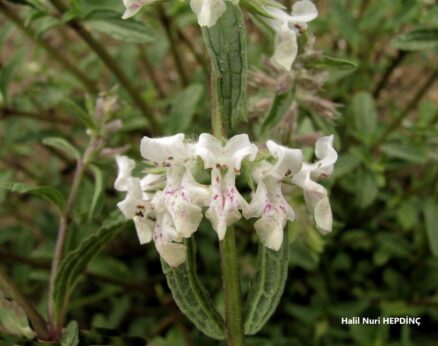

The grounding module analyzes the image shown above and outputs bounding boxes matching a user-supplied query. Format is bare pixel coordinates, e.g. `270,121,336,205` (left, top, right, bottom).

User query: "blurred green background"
0,0,437,345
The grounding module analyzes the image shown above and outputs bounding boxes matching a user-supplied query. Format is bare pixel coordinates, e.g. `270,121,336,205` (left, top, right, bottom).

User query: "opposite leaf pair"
114,133,337,267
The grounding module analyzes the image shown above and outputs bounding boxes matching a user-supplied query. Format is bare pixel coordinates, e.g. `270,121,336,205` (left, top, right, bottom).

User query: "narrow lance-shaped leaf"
161,238,226,340
244,228,289,335
42,137,81,161
202,2,247,132
52,212,126,325
0,182,65,212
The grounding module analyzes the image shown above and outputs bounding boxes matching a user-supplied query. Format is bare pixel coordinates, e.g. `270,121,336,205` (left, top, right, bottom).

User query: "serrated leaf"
166,84,203,134
392,27,438,51
84,11,156,43
311,55,358,71
352,91,377,140
202,3,247,132
42,137,81,160
61,320,79,346
260,90,294,137
52,212,125,325
244,229,289,335
161,238,226,340
424,199,438,256
88,165,104,220
0,182,65,211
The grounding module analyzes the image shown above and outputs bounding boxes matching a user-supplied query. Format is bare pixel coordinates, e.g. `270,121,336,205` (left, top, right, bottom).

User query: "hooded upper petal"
206,168,248,240
272,24,298,70
266,140,303,179
244,177,294,250
290,0,318,23
195,133,258,170
311,135,338,179
141,134,189,167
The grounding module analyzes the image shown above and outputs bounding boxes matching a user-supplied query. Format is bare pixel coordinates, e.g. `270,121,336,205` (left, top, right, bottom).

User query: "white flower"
291,135,337,234
114,155,136,192
244,141,302,250
195,134,258,239
141,134,189,167
122,0,158,19
195,133,258,171
265,0,318,70
190,0,239,27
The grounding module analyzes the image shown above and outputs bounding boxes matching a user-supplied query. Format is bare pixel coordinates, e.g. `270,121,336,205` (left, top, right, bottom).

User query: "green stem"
47,0,160,134
158,6,189,86
219,227,245,346
0,267,50,341
0,2,97,94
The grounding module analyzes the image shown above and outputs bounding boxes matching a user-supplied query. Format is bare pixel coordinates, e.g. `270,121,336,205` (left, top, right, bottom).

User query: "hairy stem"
0,2,97,94
47,0,159,134
219,228,245,346
0,267,50,341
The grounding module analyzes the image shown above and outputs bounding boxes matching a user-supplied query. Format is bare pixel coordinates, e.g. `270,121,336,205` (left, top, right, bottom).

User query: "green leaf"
202,3,247,132
260,90,294,137
0,291,35,339
88,165,104,220
166,84,203,134
84,11,156,43
52,212,125,325
42,137,81,161
355,168,378,209
392,27,438,51
310,55,358,71
0,50,24,106
161,238,226,340
380,143,428,164
240,0,281,18
244,228,289,335
424,199,438,256
61,320,79,346
61,99,96,131
351,91,377,140
0,182,65,211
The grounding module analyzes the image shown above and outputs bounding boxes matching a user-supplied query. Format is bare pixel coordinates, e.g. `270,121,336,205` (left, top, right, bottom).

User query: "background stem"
220,227,245,346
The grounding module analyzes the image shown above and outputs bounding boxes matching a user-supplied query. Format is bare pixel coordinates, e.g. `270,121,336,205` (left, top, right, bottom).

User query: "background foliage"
0,0,437,345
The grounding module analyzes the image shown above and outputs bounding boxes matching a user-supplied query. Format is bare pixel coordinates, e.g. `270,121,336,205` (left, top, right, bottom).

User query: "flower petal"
114,156,136,191
266,140,303,178
311,135,338,179
271,26,298,71
225,134,258,170
290,0,318,23
153,212,186,267
206,168,247,240
117,178,148,219
191,0,227,27
195,133,224,169
140,134,188,166
133,216,154,244
244,177,294,250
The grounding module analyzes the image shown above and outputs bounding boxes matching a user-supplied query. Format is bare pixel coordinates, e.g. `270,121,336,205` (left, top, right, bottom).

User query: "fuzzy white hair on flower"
292,135,337,234
264,0,318,71
190,0,239,27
